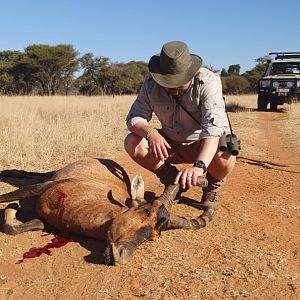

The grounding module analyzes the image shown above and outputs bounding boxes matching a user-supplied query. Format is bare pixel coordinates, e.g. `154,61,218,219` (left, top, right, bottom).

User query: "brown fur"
0,158,140,238
0,158,208,265
28,158,136,239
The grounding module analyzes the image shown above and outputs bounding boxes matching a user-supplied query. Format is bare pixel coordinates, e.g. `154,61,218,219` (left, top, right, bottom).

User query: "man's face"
164,81,191,97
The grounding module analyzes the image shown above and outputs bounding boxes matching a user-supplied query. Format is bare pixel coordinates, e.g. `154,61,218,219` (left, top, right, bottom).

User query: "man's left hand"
174,166,205,190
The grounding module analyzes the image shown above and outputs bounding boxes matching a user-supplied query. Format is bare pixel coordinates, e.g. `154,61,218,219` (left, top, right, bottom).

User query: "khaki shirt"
126,67,230,144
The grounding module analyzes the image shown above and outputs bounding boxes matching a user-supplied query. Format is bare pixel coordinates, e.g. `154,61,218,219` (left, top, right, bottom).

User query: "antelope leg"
0,181,53,203
3,203,44,235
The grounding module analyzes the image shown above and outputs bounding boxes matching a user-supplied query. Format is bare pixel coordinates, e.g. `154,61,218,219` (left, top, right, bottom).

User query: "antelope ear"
130,174,145,208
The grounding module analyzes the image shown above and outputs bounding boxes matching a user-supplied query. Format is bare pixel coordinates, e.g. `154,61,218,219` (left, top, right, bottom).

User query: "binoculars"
219,133,241,156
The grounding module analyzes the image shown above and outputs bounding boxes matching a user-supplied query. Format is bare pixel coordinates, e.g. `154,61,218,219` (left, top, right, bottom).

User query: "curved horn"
156,184,180,211
157,176,208,211
168,209,215,230
155,176,210,230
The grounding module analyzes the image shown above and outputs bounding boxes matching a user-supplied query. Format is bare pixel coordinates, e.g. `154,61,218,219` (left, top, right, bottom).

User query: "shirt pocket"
151,101,174,127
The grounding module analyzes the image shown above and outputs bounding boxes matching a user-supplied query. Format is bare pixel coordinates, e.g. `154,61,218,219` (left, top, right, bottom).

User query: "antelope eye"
143,208,150,216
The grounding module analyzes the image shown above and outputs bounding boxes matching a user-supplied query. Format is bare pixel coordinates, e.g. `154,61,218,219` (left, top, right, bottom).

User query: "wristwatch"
193,160,207,173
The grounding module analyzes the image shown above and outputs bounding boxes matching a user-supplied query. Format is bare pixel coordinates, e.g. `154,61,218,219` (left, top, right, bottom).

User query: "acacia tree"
103,61,148,95
10,55,39,94
79,53,111,94
243,60,268,93
0,50,31,94
25,44,79,95
227,64,241,76
222,76,250,94
78,55,147,95
220,68,228,77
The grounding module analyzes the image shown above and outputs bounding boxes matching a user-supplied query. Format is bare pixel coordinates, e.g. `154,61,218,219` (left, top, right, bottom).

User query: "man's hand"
147,131,171,161
174,166,204,190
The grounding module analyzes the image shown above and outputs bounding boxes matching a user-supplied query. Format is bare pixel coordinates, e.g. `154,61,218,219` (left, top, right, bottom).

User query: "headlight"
273,81,279,88
286,81,294,88
297,81,300,88
260,80,271,88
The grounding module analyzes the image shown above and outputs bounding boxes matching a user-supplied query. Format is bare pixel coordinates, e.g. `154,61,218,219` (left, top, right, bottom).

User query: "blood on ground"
16,235,73,264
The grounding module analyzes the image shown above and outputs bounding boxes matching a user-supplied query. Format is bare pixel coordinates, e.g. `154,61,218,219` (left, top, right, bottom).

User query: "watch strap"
193,160,207,173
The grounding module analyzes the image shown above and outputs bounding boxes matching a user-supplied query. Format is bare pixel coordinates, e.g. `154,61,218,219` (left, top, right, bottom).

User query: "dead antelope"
0,158,208,265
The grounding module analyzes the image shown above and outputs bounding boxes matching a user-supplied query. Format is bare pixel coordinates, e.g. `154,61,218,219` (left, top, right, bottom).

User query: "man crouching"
124,41,236,223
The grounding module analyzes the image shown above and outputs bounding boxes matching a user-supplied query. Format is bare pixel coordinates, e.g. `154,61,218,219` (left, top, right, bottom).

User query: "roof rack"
269,52,300,60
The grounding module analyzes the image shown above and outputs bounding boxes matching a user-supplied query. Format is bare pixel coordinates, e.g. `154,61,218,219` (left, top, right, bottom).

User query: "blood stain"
16,235,73,264
56,192,66,219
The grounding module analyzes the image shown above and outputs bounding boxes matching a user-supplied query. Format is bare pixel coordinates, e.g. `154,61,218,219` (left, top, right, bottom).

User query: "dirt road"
0,108,299,300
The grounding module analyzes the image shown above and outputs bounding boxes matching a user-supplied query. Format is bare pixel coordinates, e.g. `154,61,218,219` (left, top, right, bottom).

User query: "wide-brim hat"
148,41,202,88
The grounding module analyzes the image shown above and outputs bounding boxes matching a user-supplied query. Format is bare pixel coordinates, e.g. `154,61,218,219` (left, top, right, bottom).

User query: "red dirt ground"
0,109,299,300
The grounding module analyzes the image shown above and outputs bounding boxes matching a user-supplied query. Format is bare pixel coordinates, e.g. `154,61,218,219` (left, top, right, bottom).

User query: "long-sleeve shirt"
126,67,230,144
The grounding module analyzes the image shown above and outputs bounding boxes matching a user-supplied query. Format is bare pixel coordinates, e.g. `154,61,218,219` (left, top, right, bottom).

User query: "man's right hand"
147,131,171,161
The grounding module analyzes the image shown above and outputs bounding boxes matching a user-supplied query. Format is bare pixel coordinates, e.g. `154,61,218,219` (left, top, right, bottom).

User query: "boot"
198,173,226,222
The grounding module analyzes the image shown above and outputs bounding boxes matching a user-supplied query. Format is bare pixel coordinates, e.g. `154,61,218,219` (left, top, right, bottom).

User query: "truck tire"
257,94,268,111
270,100,278,111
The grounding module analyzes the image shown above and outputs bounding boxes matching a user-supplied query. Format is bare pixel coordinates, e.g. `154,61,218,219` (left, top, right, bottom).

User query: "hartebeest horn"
155,176,213,230
157,176,208,211
167,209,214,230
156,184,180,211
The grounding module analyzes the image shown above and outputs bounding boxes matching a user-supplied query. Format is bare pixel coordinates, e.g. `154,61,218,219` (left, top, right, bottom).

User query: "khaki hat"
148,41,202,88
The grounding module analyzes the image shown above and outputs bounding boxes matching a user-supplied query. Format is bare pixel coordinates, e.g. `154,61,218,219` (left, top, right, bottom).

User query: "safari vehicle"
257,52,300,111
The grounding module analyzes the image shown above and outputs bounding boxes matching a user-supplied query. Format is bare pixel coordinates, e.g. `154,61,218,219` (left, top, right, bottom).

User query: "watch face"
194,160,207,171
196,161,204,167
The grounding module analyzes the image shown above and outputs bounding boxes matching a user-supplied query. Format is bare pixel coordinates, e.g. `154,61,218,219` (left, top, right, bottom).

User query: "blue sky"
1,0,300,73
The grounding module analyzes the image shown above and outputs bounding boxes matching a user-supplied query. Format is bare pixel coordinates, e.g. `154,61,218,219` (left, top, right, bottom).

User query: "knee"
221,152,236,172
124,133,147,157
209,151,236,179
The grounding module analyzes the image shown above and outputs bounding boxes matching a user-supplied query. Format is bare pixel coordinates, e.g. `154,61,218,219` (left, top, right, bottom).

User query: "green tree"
222,76,250,94
0,73,14,94
227,64,241,76
25,44,79,95
79,53,111,94
10,55,39,94
110,61,147,95
0,50,30,94
78,56,147,95
73,74,98,95
220,68,228,77
243,62,268,93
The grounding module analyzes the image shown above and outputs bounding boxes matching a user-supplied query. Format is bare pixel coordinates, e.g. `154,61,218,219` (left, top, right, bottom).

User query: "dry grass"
0,95,136,171
224,94,257,111
0,94,299,171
